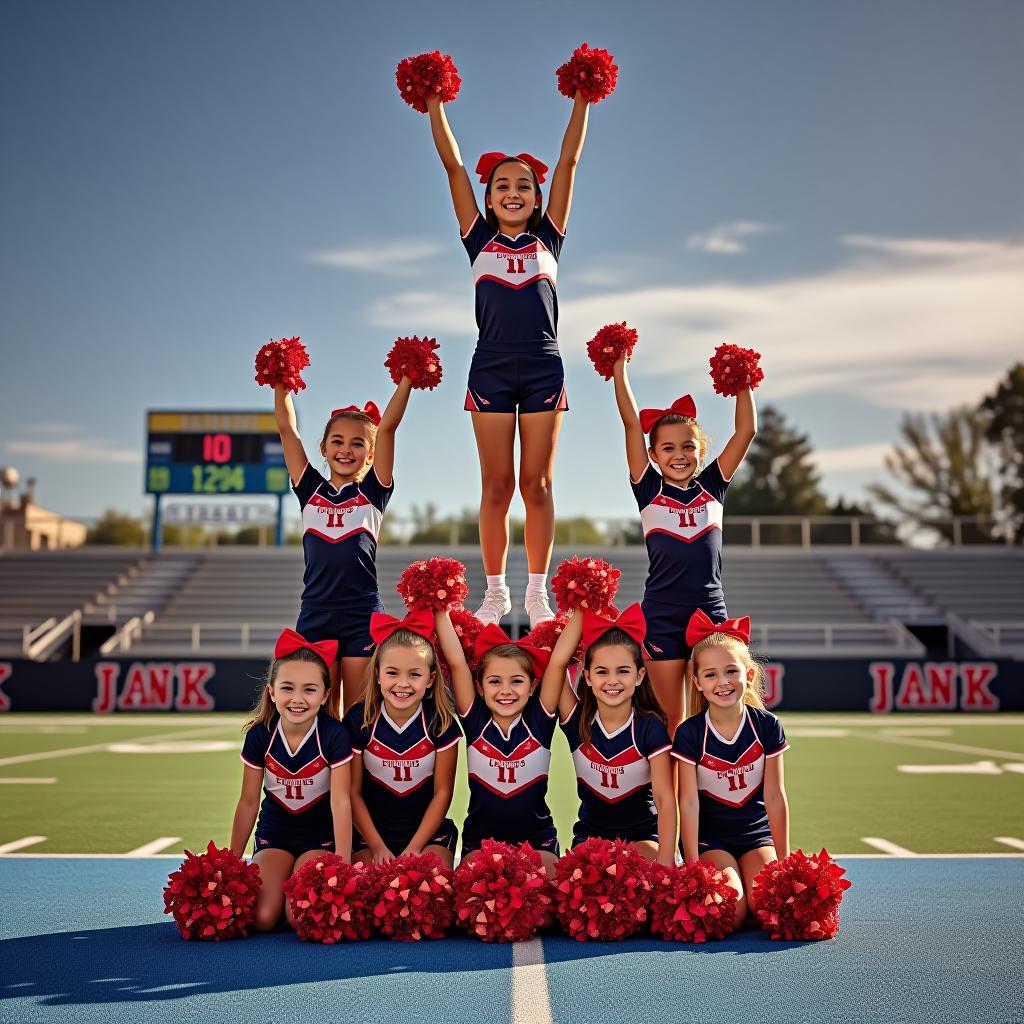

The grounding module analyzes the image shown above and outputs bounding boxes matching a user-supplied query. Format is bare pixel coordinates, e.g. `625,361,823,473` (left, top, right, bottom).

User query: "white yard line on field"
994,837,1024,851
0,777,56,784
125,837,183,857
861,837,917,857
0,836,47,854
511,938,554,1024
862,733,1024,760
0,715,235,726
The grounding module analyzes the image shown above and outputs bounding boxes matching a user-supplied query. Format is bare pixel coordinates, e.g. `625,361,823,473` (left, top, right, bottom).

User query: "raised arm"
371,376,412,487
539,610,583,717
717,388,757,480
434,610,475,715
426,99,479,234
274,388,311,485
546,95,589,233
612,357,650,481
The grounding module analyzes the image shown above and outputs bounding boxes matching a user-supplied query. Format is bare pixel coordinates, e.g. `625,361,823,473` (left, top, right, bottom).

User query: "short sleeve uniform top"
461,212,565,353
630,459,730,606
292,463,393,608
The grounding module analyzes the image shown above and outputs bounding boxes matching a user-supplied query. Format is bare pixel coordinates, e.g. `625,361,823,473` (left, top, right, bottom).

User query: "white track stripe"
0,725,231,768
125,837,182,857
0,836,47,854
0,777,56,784
863,733,1024,760
861,837,917,857
994,837,1024,851
511,938,554,1024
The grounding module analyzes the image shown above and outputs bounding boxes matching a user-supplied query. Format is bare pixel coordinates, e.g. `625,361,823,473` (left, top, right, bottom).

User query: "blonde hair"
648,413,710,464
686,633,766,717
244,647,335,733
360,629,455,736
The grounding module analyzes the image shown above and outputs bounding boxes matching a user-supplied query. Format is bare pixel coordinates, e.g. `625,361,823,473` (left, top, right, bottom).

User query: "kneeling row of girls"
230,605,789,935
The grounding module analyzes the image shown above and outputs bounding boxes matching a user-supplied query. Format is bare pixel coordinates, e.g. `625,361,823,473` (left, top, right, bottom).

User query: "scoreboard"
145,411,290,495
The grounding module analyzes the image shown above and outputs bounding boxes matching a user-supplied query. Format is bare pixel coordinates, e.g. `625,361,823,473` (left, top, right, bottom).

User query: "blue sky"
2,0,1022,527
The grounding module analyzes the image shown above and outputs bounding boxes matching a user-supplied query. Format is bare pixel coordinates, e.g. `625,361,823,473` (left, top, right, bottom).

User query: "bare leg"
633,839,660,861
739,845,778,921
327,660,342,718
341,656,370,715
700,849,745,925
423,843,455,869
517,411,563,574
251,848,296,932
645,658,687,734
471,412,518,575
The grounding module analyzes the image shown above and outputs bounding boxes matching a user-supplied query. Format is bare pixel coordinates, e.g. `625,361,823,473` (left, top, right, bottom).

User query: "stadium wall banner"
0,657,1021,713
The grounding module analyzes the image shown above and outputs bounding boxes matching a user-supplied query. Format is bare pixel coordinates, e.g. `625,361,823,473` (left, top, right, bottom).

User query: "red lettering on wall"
176,663,215,710
93,663,120,713
762,663,784,709
118,663,174,710
0,663,12,712
868,662,895,714
895,664,929,709
960,663,999,710
925,663,957,710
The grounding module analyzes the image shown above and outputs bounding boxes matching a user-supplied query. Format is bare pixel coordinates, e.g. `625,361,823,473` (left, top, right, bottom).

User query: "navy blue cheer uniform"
459,692,559,855
561,705,672,847
345,703,461,855
631,458,731,660
292,463,393,658
671,707,788,859
241,714,353,857
461,212,569,414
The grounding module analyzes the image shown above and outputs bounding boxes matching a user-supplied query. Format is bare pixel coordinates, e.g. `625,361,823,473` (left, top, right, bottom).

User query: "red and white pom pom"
371,852,455,941
163,841,261,941
395,51,462,113
396,557,470,612
551,556,621,614
647,860,739,943
751,849,852,941
454,840,552,942
553,838,652,941
385,336,443,391
437,606,484,680
526,610,584,664
587,322,638,380
283,854,375,944
556,43,619,104
254,336,310,394
709,343,764,397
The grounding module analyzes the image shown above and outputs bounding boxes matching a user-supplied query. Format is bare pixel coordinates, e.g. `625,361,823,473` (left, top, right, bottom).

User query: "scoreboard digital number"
145,411,290,495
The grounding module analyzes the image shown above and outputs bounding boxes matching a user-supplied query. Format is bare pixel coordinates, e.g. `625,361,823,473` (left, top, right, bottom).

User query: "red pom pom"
556,43,619,104
587,322,638,380
437,606,484,680
751,848,852,941
163,841,261,941
385,336,443,391
551,556,621,614
454,840,552,942
254,336,310,394
647,861,739,942
526,610,584,663
396,557,470,612
709,343,764,397
283,854,376,943
371,852,455,941
552,838,652,941
396,51,462,114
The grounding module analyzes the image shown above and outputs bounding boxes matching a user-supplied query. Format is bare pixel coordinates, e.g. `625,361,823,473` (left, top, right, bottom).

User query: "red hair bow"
369,608,435,646
685,609,751,649
638,395,698,435
473,623,553,679
274,628,339,668
581,603,646,651
331,402,382,426
475,152,549,185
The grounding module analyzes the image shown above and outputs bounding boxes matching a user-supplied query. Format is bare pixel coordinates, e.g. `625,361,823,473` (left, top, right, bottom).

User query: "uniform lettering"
726,771,749,792
599,770,620,790
506,257,527,274
676,508,698,528
391,764,414,782
322,505,353,529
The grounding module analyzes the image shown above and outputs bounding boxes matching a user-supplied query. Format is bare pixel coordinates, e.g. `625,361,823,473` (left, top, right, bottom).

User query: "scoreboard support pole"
151,495,163,553
276,494,285,548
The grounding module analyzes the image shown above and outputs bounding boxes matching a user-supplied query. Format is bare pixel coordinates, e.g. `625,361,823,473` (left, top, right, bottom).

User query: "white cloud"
812,442,893,473
686,221,779,254
6,439,142,465
840,234,1016,261
367,290,477,335
305,240,444,276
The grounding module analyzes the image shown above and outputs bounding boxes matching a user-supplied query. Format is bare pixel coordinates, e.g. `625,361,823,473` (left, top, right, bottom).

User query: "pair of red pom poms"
551,556,621,616
396,557,470,612
647,860,739,943
454,840,552,942
254,336,311,394
709,343,764,397
395,51,462,113
283,854,376,943
162,842,262,941
752,848,851,941
556,43,619,104
386,336,443,391
587,322,638,380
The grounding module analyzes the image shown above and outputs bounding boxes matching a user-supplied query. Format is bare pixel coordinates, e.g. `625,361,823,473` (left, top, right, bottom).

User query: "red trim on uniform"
700,786,762,809
267,753,328,780
553,384,568,411
240,754,262,769
266,790,330,814
436,736,461,752
301,525,378,545
292,461,313,489
467,771,548,799
537,697,558,719
544,210,566,237
329,754,352,768
464,388,481,412
765,742,789,759
648,744,672,759
642,524,721,544
671,751,697,764
473,273,557,291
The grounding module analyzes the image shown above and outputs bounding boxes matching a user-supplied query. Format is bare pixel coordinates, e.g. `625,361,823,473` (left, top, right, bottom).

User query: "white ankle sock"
486,574,507,592
525,573,548,596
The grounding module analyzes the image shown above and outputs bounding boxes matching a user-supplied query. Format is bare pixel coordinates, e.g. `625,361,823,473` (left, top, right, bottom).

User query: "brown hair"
579,628,667,748
359,629,455,736
244,647,334,733
474,643,537,686
648,413,710,463
321,410,378,449
484,159,544,234
686,633,766,717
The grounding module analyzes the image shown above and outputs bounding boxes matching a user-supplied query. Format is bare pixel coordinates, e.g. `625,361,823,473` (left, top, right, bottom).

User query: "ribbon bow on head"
638,395,698,435
331,402,382,427
475,151,549,185
473,623,553,680
684,609,751,649
581,603,647,651
369,609,436,647
274,628,339,668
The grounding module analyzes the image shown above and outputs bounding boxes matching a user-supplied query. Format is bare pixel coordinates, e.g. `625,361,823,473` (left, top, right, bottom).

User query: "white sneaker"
525,590,555,629
475,587,512,626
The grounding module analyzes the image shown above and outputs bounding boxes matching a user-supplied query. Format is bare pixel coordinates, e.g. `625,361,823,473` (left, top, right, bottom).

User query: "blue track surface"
1,858,1021,1024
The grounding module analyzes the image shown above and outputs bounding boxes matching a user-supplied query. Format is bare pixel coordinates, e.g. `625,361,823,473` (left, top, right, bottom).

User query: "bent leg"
341,656,370,715
252,848,296,932
739,845,778,921
644,658,687,735
700,849,745,925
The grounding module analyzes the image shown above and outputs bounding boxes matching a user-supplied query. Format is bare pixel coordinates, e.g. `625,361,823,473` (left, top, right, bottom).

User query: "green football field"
1,712,1022,857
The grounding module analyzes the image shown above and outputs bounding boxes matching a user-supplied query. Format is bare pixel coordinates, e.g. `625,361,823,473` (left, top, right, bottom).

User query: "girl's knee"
254,903,282,933
519,473,552,506
481,475,515,506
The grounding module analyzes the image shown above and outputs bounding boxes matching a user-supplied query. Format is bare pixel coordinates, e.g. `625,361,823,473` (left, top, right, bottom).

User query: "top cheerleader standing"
421,89,593,628
274,376,413,713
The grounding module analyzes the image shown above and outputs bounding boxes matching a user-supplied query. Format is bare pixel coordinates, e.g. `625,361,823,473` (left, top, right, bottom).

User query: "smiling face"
376,641,434,719
476,653,537,722
269,660,329,727
583,643,646,711
485,160,540,235
649,420,705,487
319,415,374,486
692,644,755,711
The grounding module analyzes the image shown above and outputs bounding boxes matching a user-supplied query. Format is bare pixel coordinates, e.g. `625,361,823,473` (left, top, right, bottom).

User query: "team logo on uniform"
473,237,558,290
364,735,437,796
574,741,651,802
468,732,550,796
303,490,383,544
696,738,765,807
641,489,723,542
